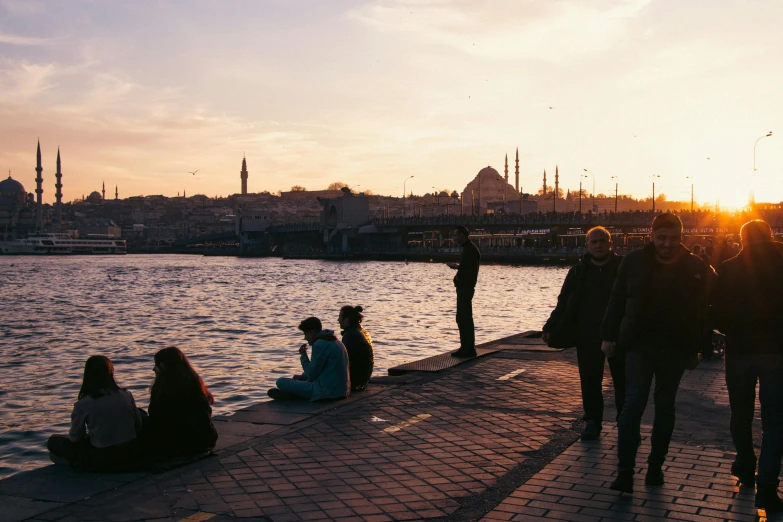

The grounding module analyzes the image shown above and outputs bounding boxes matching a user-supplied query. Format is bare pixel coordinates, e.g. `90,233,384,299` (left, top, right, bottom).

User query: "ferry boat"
0,233,127,255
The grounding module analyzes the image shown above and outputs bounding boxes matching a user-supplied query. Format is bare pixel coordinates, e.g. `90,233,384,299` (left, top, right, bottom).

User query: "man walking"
601,214,713,493
543,227,625,441
448,226,481,357
712,220,783,511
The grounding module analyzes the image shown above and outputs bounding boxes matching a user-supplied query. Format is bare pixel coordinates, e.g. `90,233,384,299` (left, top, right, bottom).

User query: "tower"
504,154,508,184
542,169,547,196
554,165,559,212
514,148,519,192
115,185,118,201
55,148,63,226
240,155,248,195
102,181,106,201
35,140,43,230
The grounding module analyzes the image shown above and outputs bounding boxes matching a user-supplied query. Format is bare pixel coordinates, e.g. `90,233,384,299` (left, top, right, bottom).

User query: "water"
0,255,567,479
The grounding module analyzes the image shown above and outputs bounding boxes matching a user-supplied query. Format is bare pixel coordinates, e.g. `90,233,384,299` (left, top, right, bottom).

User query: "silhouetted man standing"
449,226,480,358
543,227,625,441
602,213,712,493
712,220,783,511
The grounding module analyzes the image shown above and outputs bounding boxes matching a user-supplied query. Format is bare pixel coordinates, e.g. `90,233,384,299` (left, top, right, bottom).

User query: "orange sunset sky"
1,0,782,209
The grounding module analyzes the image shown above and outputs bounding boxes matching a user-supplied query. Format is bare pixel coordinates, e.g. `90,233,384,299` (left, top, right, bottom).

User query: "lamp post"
651,174,661,211
751,131,773,206
578,179,583,213
685,176,694,212
403,176,414,217
611,176,619,212
583,169,596,212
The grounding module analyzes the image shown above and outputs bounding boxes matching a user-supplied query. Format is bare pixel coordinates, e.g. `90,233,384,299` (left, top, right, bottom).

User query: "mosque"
460,149,537,214
0,142,117,240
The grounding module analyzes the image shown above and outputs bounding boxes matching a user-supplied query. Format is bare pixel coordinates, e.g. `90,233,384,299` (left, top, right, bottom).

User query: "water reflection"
0,255,566,478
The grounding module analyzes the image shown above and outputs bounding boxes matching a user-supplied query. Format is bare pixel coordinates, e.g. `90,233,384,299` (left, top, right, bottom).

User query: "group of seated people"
268,305,375,401
48,305,374,472
48,347,218,472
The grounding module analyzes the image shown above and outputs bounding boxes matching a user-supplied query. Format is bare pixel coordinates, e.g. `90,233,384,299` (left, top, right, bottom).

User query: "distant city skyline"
1,1,782,209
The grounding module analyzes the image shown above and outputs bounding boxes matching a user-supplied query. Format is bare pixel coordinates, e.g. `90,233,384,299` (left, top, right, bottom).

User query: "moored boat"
0,233,127,255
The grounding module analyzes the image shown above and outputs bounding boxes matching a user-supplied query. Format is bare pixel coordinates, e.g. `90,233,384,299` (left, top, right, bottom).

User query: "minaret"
504,154,509,184
554,165,559,212
115,185,118,200
514,148,520,192
542,169,547,196
240,155,248,195
102,181,105,201
35,140,43,230
55,148,63,226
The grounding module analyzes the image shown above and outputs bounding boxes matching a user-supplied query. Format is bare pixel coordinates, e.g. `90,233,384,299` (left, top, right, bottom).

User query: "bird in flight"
188,170,199,176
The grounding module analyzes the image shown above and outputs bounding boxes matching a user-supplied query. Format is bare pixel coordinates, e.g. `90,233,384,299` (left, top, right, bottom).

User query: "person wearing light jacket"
270,317,350,401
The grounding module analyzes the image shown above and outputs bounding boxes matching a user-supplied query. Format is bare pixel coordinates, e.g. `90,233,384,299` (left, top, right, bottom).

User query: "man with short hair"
448,226,481,358
543,226,625,441
712,219,783,511
602,213,713,493
269,317,351,402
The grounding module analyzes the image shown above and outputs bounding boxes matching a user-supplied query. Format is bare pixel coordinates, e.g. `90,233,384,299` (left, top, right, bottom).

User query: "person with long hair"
339,305,374,392
47,356,143,472
145,347,218,456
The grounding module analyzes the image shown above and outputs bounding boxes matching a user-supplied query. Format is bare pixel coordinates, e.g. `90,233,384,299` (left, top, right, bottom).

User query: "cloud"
349,0,651,61
0,60,59,102
0,31,49,46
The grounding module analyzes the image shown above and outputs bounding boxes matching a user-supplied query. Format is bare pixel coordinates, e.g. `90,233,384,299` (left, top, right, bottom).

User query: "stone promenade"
1,333,779,522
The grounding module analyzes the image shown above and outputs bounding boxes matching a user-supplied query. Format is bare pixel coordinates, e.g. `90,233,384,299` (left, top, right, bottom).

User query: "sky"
1,0,782,209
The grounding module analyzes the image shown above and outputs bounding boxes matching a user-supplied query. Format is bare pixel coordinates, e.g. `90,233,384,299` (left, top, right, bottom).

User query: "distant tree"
537,186,564,198
596,193,607,199
327,182,349,191
290,185,307,192
360,188,373,195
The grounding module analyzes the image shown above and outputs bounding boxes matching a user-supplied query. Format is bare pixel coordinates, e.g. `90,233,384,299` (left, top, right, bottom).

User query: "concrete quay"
1,332,777,522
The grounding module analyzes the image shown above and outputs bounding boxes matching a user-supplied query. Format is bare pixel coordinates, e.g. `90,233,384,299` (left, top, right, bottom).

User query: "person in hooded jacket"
542,226,625,441
712,219,783,511
339,305,374,392
271,317,350,401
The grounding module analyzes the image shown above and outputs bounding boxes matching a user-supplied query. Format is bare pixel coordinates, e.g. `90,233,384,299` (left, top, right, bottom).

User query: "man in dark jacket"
449,226,481,358
601,213,713,494
712,220,783,511
543,226,625,441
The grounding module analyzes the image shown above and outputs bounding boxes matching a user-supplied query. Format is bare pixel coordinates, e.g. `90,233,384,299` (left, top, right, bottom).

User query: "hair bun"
355,306,363,313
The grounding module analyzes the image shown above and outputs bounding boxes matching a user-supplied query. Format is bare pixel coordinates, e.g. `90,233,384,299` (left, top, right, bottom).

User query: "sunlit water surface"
0,256,567,478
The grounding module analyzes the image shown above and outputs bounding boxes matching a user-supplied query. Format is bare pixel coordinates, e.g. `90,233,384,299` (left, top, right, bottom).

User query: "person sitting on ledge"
269,317,350,401
48,356,143,472
144,347,218,457
339,305,374,392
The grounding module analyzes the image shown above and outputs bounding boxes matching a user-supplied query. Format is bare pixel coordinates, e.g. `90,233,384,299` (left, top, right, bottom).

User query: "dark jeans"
726,352,783,486
617,347,686,474
576,341,626,424
456,287,475,351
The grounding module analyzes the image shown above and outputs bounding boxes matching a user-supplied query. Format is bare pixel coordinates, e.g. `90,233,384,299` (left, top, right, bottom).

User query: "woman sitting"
339,305,374,392
145,347,218,456
47,356,142,472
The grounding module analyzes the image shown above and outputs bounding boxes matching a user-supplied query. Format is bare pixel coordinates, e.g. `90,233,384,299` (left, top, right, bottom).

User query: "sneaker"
645,464,664,486
451,348,477,358
756,485,783,512
581,422,601,441
730,461,756,488
610,472,634,494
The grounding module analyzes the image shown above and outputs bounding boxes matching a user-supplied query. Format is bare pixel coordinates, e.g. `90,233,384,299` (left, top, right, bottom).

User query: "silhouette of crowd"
543,214,783,511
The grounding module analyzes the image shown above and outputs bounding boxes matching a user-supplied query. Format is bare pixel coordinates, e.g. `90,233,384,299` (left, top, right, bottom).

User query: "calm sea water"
0,255,567,479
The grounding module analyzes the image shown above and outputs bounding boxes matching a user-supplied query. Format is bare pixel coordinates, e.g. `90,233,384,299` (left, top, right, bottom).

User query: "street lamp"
651,174,661,211
751,131,773,206
685,176,694,212
403,176,414,217
611,176,619,213
582,169,595,212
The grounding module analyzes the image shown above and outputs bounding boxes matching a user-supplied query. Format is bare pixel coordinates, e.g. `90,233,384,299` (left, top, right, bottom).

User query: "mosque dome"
477,166,502,179
87,191,102,202
0,176,26,195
